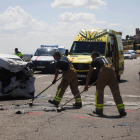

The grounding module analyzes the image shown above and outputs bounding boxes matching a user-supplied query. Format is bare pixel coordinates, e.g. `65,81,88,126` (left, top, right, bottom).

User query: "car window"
34,49,57,56
124,52,131,54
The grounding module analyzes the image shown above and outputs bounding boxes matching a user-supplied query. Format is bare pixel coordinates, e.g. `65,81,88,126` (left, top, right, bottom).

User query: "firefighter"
14,48,23,58
48,51,82,108
84,51,126,117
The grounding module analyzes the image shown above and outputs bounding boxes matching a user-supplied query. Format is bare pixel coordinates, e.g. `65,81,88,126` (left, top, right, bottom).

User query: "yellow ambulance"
66,29,124,81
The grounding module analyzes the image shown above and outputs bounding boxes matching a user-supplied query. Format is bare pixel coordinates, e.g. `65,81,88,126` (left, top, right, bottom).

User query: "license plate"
37,66,45,68
77,74,86,78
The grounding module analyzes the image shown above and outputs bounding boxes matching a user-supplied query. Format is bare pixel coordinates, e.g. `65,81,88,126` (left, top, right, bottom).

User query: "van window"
58,48,65,56
34,49,57,56
69,41,106,55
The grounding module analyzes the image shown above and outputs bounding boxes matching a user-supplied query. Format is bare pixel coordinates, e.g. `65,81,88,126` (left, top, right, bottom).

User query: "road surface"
0,58,140,140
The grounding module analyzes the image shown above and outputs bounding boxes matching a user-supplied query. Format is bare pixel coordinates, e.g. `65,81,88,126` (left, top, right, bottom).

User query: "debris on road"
0,57,35,99
0,108,8,111
0,108,4,110
43,108,56,112
15,110,25,114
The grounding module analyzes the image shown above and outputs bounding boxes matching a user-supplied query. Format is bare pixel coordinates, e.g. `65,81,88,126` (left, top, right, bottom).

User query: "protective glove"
52,79,56,84
84,85,88,91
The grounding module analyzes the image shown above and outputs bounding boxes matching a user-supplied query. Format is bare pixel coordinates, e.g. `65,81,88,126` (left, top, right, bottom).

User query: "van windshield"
34,49,57,56
69,41,106,55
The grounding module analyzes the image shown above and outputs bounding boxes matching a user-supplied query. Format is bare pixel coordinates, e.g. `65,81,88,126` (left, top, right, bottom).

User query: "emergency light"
40,45,59,48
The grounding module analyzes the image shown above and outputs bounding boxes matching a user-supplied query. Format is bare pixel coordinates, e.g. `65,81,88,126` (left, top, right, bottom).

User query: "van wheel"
117,75,121,82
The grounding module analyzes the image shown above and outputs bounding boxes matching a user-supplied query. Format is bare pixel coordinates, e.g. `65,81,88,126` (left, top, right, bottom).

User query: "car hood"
31,56,54,61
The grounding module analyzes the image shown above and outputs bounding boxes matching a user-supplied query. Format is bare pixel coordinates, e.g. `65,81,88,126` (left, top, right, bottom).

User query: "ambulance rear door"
115,35,124,75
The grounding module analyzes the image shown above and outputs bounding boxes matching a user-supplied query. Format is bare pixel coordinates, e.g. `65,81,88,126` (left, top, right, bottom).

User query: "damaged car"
0,54,35,100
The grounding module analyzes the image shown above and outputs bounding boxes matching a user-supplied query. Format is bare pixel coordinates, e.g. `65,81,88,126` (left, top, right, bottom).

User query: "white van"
30,45,65,73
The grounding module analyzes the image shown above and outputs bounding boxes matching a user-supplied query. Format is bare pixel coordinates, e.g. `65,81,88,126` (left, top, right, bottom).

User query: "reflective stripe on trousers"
75,98,82,103
96,91,103,110
117,103,125,110
54,88,62,103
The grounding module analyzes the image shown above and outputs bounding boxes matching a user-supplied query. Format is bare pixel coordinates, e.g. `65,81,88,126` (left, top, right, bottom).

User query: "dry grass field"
137,50,140,57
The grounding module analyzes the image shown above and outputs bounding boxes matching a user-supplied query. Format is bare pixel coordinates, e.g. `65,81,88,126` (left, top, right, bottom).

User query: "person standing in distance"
48,51,82,108
14,48,23,58
84,51,126,117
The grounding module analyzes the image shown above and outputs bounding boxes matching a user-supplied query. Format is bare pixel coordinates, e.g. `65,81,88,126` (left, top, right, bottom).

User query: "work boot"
73,103,82,109
93,111,103,115
119,111,127,117
48,100,59,107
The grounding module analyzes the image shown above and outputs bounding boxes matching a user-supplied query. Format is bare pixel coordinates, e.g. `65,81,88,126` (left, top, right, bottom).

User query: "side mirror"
65,49,69,56
106,50,112,57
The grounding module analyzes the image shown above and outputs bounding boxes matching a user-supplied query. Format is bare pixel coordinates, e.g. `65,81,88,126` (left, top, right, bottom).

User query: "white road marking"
66,86,82,94
44,82,51,84
36,75,48,78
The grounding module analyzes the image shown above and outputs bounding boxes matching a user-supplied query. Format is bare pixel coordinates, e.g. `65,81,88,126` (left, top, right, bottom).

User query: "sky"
0,0,140,54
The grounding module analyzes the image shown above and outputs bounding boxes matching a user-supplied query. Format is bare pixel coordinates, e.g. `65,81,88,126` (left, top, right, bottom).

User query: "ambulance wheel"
117,75,120,82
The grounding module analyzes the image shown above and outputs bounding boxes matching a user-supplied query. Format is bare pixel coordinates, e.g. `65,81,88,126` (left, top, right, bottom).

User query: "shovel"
57,81,97,112
29,76,62,106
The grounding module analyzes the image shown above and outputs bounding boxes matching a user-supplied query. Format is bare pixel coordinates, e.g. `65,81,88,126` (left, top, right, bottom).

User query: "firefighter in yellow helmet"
14,48,23,58
48,51,82,108
84,51,126,117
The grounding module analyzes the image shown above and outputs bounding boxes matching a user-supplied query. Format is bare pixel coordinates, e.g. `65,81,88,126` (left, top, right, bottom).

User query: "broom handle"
32,76,63,101
60,81,96,108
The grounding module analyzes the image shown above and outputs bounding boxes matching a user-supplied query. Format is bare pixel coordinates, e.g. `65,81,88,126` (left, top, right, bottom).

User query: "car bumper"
29,61,56,71
124,56,133,59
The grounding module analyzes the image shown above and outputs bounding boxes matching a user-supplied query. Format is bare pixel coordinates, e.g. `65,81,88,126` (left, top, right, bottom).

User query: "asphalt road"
0,58,140,140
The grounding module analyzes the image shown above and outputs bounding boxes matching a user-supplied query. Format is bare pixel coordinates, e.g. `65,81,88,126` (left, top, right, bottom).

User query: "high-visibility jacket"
14,52,23,58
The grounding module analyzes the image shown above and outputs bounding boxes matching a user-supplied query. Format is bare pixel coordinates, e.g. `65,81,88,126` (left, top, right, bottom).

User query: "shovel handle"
32,76,63,101
59,81,96,108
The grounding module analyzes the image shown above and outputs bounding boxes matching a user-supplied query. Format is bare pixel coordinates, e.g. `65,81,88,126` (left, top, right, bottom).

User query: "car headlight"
30,61,33,63
50,61,55,64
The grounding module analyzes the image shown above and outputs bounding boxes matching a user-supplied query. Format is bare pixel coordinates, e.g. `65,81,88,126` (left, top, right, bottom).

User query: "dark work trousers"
53,67,82,105
95,64,125,113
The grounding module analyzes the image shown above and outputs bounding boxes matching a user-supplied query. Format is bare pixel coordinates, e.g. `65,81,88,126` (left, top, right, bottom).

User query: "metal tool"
57,81,97,112
29,76,62,106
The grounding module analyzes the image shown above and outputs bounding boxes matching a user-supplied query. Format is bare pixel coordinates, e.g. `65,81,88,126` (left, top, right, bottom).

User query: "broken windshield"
69,41,106,55
34,49,57,56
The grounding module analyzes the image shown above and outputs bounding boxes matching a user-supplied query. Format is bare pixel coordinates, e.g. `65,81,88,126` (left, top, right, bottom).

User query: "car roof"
128,50,134,51
0,53,21,60
58,46,65,49
37,47,58,50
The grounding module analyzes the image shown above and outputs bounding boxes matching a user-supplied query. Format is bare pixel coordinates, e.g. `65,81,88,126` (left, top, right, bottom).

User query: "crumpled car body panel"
0,57,35,99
